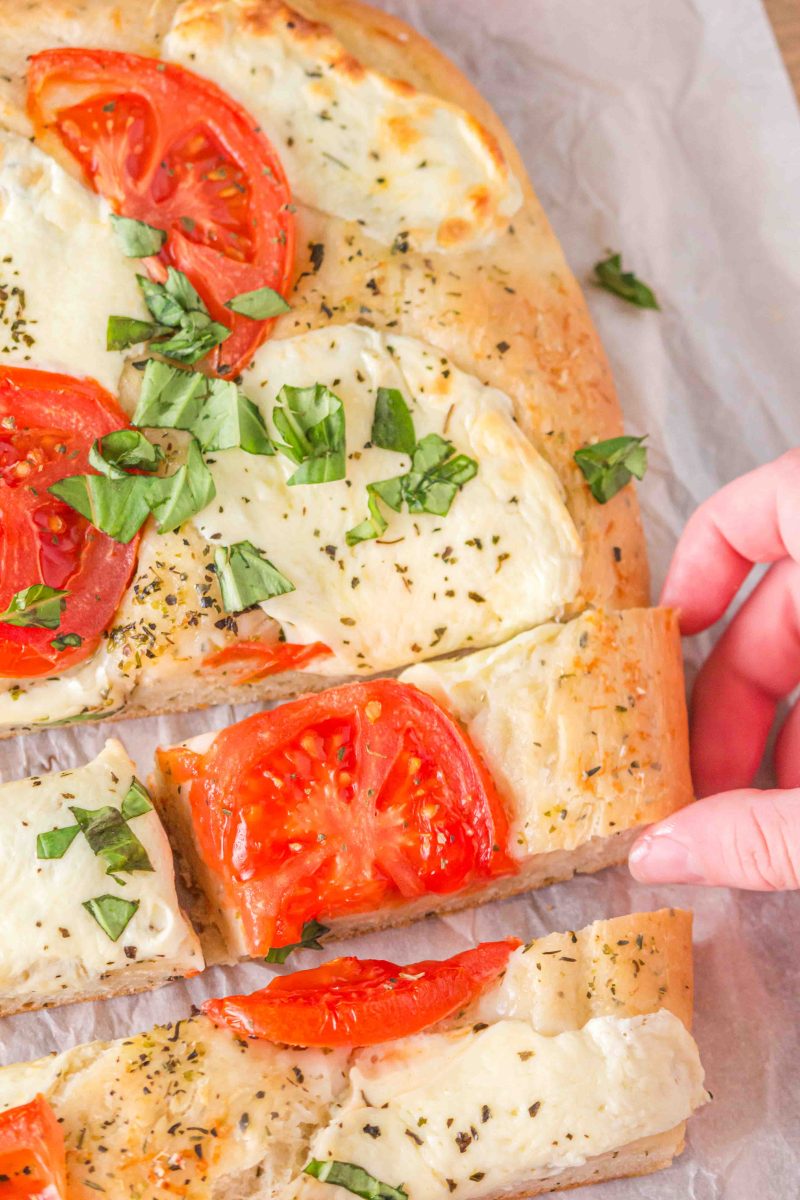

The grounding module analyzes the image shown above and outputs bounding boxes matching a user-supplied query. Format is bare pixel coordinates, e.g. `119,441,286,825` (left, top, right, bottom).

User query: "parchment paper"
2,1,800,1195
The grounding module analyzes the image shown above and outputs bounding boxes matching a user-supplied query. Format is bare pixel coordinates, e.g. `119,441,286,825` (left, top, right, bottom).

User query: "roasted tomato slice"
203,640,332,684
0,367,139,678
0,1094,68,1199
158,680,516,955
203,940,519,1047
27,49,294,378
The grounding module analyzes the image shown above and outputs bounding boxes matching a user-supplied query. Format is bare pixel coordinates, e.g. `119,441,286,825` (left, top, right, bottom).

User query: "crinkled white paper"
2,1,800,1195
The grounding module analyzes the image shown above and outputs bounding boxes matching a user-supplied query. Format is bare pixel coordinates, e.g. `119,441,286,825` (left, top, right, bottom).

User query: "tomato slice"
158,679,516,955
0,367,139,678
0,1094,67,1199
27,50,294,378
203,640,332,684
203,940,519,1047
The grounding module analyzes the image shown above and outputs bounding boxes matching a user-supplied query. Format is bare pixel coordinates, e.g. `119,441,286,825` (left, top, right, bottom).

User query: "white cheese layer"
164,0,521,251
0,1018,349,1200
0,128,146,391
193,324,581,673
304,1010,707,1200
0,739,203,1010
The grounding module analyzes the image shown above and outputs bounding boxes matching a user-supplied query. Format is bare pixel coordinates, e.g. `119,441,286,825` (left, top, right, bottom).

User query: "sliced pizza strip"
152,607,691,963
0,739,203,1016
0,911,707,1200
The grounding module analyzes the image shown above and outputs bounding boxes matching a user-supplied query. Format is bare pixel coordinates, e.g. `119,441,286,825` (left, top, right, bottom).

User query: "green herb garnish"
69,805,154,875
214,540,294,613
50,632,83,653
36,824,80,860
593,253,659,309
0,585,68,630
120,778,153,820
265,919,330,964
146,437,216,534
304,1160,407,1200
110,214,167,258
272,383,346,484
107,267,230,364
370,387,416,455
574,435,648,503
82,895,139,942
225,285,290,319
89,428,164,479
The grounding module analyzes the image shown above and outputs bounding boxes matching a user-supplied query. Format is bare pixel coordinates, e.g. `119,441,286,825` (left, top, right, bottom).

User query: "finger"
629,789,800,890
659,449,800,634
689,558,800,796
775,700,800,789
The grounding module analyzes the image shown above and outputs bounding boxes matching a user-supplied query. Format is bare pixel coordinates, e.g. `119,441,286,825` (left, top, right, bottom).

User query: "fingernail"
629,830,704,884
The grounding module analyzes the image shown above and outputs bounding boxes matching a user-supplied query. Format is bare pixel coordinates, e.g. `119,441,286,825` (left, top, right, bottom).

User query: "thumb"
629,789,800,890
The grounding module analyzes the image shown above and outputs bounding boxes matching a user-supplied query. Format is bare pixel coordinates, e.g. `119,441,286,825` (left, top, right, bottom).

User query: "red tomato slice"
203,940,519,1047
203,640,332,684
158,680,516,955
0,367,139,678
27,50,294,378
0,1094,67,1199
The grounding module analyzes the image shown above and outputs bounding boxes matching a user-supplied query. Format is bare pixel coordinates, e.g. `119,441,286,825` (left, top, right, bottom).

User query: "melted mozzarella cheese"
192,324,581,673
0,1018,348,1200
0,739,202,1011
0,129,146,391
303,1010,707,1200
164,0,521,251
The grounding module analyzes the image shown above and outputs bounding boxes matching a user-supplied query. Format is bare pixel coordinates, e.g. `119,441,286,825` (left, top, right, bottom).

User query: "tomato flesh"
159,680,515,954
0,367,139,678
203,639,332,684
203,940,519,1047
0,1094,67,1199
27,50,294,378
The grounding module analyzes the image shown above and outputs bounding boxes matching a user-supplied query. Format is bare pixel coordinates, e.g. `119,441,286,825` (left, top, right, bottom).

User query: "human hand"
629,450,800,890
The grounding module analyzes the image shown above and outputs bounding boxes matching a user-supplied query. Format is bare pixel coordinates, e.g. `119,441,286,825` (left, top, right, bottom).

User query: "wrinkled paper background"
2,0,800,1195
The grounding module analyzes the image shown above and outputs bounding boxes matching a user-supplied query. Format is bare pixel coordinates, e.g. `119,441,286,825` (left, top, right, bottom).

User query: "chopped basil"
69,805,154,875
371,387,416,455
83,895,139,942
265,918,330,963
36,824,80,860
110,214,167,258
107,267,230,364
147,437,216,534
574,435,648,503
272,383,346,484
89,428,164,479
225,285,291,319
121,778,153,820
347,435,477,544
304,1160,407,1200
214,540,294,613
594,253,659,309
50,631,83,653
0,585,68,630
134,360,273,455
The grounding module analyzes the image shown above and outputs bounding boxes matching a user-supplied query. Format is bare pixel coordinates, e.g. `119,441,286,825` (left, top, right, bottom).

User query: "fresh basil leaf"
304,1160,407,1200
138,269,200,326
214,540,294,613
345,486,388,546
70,805,154,875
272,383,346,485
134,360,273,456
147,437,216,534
107,316,171,351
121,778,153,820
83,894,139,942
50,632,83,652
36,824,80,860
0,585,68,630
574,434,648,503
374,434,477,517
48,473,153,543
265,919,330,964
594,253,659,310
157,313,231,365
89,429,164,479
371,387,416,455
110,214,167,258
225,285,290,319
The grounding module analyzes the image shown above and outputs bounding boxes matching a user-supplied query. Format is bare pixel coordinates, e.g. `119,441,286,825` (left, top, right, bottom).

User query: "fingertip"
628,825,704,885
